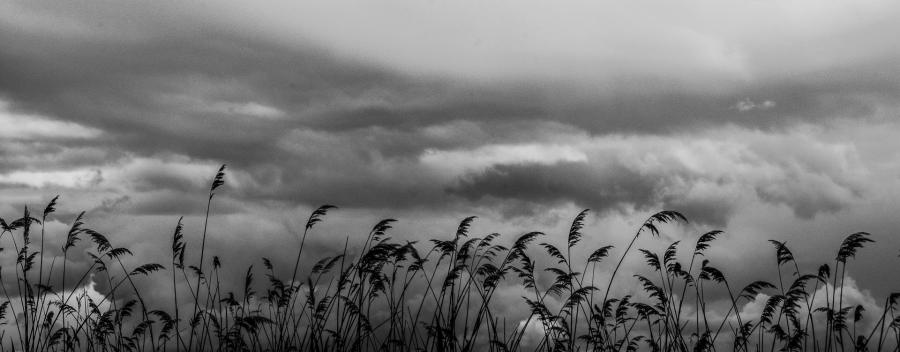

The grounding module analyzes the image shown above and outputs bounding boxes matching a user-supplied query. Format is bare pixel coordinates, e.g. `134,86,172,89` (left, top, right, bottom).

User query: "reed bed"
0,165,896,352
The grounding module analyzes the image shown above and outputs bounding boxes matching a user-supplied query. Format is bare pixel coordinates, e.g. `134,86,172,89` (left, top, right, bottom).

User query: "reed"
0,165,894,351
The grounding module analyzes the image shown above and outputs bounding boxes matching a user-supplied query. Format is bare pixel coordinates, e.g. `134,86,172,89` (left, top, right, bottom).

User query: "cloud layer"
1,0,900,324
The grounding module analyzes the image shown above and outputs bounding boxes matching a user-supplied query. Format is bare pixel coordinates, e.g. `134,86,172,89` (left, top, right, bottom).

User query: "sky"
2,0,900,340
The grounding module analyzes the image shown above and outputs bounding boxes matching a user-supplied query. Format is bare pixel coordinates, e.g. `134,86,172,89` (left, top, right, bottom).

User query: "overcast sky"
2,0,900,328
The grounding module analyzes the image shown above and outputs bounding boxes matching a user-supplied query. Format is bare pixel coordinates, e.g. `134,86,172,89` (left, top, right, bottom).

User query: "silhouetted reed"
0,165,895,351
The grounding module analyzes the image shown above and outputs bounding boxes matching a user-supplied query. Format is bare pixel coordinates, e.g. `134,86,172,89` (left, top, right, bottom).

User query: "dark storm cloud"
0,27,363,158
2,12,897,222
4,2,899,170
446,161,741,227
448,161,655,213
445,126,869,226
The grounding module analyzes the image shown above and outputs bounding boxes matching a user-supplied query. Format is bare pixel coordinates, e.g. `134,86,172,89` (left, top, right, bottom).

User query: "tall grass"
0,165,896,351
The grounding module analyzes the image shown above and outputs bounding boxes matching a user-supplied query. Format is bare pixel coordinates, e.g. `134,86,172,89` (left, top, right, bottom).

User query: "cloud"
420,143,588,177
733,98,776,112
448,160,655,216
0,99,102,139
738,276,882,337
196,0,900,84
0,278,111,340
446,125,865,224
159,95,286,119
0,169,102,188
2,1,898,154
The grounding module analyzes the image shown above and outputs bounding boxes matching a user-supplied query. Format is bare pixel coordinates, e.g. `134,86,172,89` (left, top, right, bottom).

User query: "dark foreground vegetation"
0,165,896,352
